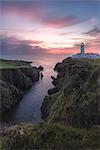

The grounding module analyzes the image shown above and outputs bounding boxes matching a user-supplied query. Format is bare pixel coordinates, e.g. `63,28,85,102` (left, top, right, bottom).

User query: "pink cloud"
20,39,44,45
48,47,78,55
72,36,100,54
0,36,47,55
42,16,85,28
58,32,73,36
2,37,43,46
1,2,44,21
48,35,100,55
86,37,100,54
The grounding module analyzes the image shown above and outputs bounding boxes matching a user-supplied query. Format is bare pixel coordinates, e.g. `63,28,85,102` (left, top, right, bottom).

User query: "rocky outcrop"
21,68,39,82
0,80,23,114
41,57,100,128
0,60,41,116
0,69,33,90
38,66,44,71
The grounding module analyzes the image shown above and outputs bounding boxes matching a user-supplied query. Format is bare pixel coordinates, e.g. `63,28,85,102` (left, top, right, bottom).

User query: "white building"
72,43,100,59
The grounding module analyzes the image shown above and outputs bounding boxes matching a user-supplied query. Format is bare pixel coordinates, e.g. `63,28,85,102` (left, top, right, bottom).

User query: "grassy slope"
1,123,100,150
0,59,39,73
0,59,32,69
88,58,100,66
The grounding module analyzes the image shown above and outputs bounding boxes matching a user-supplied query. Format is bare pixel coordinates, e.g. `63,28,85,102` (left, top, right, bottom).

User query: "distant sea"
0,54,70,66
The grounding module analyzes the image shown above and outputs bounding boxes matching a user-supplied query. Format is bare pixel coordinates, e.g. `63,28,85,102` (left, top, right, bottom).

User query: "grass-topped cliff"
0,58,100,149
0,59,41,116
42,57,100,128
0,59,32,69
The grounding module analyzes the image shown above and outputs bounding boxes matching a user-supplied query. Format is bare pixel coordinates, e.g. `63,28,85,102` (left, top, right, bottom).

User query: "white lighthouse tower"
80,43,84,54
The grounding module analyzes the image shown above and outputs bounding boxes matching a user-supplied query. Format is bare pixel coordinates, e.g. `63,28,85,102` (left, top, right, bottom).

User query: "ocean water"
1,55,69,124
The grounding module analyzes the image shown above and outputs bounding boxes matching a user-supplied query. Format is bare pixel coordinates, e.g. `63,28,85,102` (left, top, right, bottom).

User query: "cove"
1,56,66,125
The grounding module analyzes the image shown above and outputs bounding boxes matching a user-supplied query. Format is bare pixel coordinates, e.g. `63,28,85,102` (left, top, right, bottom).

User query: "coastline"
0,59,41,117
0,57,100,149
41,57,100,127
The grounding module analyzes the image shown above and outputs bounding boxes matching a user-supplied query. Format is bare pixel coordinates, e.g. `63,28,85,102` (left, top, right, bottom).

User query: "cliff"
0,80,23,114
0,59,40,116
1,58,100,150
41,57,100,128
0,68,39,90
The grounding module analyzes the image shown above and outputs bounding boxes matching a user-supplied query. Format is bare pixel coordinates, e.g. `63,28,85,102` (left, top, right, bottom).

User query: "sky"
0,0,100,56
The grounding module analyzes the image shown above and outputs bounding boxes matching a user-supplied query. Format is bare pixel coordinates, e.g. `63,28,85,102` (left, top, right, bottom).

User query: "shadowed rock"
41,58,100,128
0,59,41,116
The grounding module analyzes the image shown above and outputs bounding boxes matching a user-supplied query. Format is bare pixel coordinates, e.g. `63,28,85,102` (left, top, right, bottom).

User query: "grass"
80,58,100,66
89,58,100,66
0,59,32,69
0,123,100,150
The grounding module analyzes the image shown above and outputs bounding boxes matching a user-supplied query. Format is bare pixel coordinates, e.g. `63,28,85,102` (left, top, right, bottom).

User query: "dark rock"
40,73,43,79
20,68,39,82
0,64,40,116
54,62,62,72
0,80,23,115
38,66,44,71
41,58,100,128
0,69,33,90
51,76,56,80
48,87,59,95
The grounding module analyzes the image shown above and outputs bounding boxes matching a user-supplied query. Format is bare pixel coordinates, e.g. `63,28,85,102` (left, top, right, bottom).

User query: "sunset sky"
0,0,100,56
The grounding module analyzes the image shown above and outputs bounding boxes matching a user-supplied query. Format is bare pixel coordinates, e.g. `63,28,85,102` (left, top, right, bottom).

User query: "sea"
1,54,70,125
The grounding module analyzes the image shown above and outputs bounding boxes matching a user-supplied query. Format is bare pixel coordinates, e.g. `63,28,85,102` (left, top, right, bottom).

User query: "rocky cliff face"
0,80,23,114
0,69,32,90
0,65,40,116
41,57,100,128
20,68,39,82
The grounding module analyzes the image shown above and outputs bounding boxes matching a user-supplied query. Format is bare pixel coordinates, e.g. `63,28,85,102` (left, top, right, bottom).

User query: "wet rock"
51,76,56,80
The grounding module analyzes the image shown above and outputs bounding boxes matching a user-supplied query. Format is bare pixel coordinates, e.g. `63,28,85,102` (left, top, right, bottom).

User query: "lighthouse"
80,43,84,54
72,42,100,59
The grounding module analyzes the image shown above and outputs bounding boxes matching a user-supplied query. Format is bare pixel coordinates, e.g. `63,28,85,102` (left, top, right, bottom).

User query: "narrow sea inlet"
1,55,64,125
